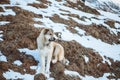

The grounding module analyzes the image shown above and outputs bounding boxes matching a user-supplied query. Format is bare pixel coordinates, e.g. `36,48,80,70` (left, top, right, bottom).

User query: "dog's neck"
44,42,50,47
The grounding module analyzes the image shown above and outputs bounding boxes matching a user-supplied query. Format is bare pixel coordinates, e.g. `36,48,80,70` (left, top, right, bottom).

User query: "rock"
50,62,65,76
50,62,81,80
34,73,46,80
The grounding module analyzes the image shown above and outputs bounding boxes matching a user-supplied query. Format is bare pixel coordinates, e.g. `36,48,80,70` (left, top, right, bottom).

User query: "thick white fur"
37,28,68,76
51,42,66,64
37,28,53,75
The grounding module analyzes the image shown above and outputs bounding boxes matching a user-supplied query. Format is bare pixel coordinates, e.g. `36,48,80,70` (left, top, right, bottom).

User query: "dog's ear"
39,28,49,48
41,28,49,35
44,28,54,34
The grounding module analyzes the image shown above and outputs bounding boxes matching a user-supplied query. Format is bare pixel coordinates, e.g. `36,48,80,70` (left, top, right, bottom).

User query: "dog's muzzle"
49,37,55,41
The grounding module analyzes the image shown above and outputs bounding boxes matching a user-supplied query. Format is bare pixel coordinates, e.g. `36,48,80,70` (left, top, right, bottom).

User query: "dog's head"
42,28,56,42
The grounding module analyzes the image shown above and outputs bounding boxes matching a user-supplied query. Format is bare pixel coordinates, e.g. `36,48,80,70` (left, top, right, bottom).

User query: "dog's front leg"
46,51,52,74
40,55,45,74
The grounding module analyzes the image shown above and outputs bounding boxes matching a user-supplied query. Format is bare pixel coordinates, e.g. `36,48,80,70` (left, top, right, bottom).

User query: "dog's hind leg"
52,46,59,64
52,54,57,64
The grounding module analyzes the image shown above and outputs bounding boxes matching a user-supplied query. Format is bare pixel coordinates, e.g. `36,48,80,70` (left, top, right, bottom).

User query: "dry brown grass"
28,3,48,8
0,7,4,12
0,0,9,4
50,14,120,44
64,0,100,15
104,20,115,28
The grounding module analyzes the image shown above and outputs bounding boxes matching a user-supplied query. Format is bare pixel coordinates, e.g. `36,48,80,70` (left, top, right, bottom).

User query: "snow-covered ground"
64,69,111,80
86,0,120,14
0,0,120,80
3,69,35,80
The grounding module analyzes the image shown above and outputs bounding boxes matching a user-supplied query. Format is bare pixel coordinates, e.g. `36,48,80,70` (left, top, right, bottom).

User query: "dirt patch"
0,15,14,21
64,0,100,15
50,14,120,44
78,24,120,44
56,0,62,2
7,6,42,18
39,0,51,4
50,14,78,28
104,20,115,28
28,3,48,8
0,7,4,12
0,0,9,4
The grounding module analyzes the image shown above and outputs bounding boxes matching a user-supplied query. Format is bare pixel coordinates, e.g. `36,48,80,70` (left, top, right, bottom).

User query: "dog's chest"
40,46,52,56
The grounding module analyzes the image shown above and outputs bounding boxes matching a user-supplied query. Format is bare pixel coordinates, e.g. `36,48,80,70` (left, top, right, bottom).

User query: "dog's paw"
52,59,57,64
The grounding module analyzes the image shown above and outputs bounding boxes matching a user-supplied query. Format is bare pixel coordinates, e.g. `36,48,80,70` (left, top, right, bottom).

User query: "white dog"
37,28,68,76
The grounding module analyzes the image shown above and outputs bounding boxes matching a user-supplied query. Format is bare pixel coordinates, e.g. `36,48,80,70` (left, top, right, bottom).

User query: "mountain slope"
86,0,120,13
0,0,120,80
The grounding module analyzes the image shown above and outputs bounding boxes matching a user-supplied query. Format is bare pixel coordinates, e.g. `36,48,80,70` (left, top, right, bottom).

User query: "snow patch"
64,69,112,80
18,48,42,74
84,55,89,63
3,69,34,80
33,18,42,21
0,51,7,62
0,34,3,41
13,60,22,66
0,31,3,33
18,48,40,62
30,66,37,70
75,27,86,35
72,17,92,25
10,0,40,5
80,73,112,80
64,69,81,79
69,0,78,3
0,6,16,16
0,21,10,25
98,10,120,22
115,23,120,29
34,24,43,28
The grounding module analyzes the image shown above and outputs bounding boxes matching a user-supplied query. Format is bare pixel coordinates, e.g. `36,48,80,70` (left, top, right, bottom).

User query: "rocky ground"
0,0,120,80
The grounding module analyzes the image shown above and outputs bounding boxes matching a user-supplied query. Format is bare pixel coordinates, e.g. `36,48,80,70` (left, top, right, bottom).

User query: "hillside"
0,0,120,80
86,0,120,14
